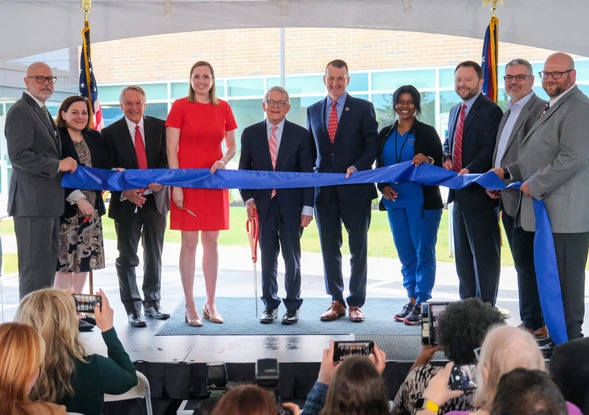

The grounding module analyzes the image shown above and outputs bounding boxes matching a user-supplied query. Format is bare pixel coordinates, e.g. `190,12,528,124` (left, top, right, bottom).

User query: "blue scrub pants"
387,207,442,304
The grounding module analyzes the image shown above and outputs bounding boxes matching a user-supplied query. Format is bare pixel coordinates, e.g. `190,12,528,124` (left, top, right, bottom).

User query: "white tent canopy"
1,0,588,63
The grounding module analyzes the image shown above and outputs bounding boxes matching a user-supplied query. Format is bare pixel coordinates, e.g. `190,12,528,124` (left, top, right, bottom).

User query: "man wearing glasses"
239,86,314,325
5,62,77,298
494,52,589,340
487,59,547,340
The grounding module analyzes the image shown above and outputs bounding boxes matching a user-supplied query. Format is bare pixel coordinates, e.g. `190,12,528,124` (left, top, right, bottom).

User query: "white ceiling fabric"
1,0,587,62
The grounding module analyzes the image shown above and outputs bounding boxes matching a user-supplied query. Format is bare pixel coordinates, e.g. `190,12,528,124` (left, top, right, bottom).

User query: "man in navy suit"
443,61,503,307
239,86,314,325
307,60,379,322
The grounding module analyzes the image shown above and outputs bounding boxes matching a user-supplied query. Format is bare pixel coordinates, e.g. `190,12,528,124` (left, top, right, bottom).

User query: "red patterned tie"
134,125,148,170
328,100,338,143
269,125,278,198
452,104,466,172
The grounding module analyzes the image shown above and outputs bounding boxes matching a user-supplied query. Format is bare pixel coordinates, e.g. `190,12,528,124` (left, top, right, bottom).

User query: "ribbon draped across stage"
62,161,568,344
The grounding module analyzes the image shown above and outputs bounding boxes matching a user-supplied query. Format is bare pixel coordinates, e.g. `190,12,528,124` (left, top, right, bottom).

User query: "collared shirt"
266,118,286,151
24,90,46,108
124,116,152,195
494,91,536,168
324,92,347,128
453,92,480,146
549,84,576,107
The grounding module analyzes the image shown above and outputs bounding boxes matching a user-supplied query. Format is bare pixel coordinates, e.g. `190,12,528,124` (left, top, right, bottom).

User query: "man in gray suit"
494,52,589,340
4,62,77,298
487,59,547,339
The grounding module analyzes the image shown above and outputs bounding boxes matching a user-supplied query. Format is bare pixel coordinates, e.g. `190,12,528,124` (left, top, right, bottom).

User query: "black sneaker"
403,304,421,325
394,302,414,322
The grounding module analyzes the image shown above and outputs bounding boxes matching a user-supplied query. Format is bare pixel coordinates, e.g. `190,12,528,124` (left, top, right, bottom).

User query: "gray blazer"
493,93,546,217
4,93,63,217
506,85,589,233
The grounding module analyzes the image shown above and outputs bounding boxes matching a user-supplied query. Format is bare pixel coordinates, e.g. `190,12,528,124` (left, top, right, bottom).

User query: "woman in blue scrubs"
376,85,444,325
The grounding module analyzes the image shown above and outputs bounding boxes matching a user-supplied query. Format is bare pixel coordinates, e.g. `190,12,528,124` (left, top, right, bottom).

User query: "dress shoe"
128,312,147,327
144,305,171,320
78,318,94,332
203,304,224,324
260,308,278,324
185,309,203,327
282,310,299,325
349,306,365,323
518,323,549,340
320,301,346,322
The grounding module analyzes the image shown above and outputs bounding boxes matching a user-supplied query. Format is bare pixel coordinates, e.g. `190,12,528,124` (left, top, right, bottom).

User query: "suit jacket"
59,127,111,218
307,94,379,205
492,93,546,217
550,337,589,414
443,93,503,211
239,120,314,223
4,92,63,217
102,116,169,220
506,85,589,233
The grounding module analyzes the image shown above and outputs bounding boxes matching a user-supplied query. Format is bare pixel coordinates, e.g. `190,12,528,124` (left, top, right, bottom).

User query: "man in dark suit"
239,86,314,325
102,85,169,327
487,59,547,339
5,62,77,299
307,59,379,322
498,53,589,340
443,60,503,307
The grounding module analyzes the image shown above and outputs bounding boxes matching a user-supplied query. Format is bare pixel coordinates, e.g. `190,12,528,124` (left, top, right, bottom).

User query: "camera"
332,340,374,362
255,359,293,415
71,293,102,313
449,364,478,390
421,301,450,345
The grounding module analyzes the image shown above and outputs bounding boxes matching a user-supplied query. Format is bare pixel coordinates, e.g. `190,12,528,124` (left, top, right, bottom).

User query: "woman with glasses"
166,61,237,326
54,96,110,331
376,85,443,326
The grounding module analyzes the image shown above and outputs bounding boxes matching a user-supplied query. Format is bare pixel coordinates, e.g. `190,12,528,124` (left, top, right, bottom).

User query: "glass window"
533,86,549,101
171,82,189,99
348,72,369,92
575,60,589,79
98,85,125,103
285,96,308,128
440,68,455,89
145,103,169,120
102,105,124,127
439,90,460,113
285,75,326,95
141,84,167,101
372,69,435,91
227,78,265,97
228,99,265,149
372,93,395,128
216,83,226,98
46,104,59,117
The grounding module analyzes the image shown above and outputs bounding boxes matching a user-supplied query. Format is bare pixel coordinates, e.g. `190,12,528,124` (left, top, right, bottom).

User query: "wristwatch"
415,397,439,413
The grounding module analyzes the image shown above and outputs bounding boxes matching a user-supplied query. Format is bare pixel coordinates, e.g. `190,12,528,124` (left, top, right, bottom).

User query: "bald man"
4,62,77,298
495,52,589,340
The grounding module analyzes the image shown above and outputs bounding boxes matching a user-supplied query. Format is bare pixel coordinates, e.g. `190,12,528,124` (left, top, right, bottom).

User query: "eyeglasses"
538,70,573,80
265,100,289,108
503,74,530,82
474,347,482,360
27,75,58,84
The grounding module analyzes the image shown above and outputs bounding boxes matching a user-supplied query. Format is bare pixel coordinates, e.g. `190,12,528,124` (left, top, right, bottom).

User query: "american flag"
481,16,498,103
80,23,104,130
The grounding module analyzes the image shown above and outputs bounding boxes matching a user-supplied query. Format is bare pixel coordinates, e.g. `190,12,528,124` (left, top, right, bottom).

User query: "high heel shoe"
203,304,224,324
185,309,202,327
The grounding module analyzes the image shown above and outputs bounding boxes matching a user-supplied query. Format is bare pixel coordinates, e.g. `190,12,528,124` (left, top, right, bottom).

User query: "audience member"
0,322,67,415
550,337,589,414
490,369,569,415
416,326,550,415
302,341,388,415
14,288,137,415
391,298,505,415
376,84,443,325
210,384,300,415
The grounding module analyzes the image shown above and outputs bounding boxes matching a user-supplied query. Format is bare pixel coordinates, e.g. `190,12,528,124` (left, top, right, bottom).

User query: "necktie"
328,100,338,143
539,102,550,119
134,125,148,169
41,105,54,127
452,104,466,172
269,125,278,198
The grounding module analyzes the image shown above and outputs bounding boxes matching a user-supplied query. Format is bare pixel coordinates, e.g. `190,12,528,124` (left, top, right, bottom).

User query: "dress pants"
552,232,589,340
387,207,442,304
501,210,544,330
315,190,371,308
14,216,60,299
114,195,166,314
259,198,304,311
452,202,501,306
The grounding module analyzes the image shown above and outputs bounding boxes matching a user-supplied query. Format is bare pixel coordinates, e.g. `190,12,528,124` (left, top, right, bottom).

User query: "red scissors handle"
246,209,259,263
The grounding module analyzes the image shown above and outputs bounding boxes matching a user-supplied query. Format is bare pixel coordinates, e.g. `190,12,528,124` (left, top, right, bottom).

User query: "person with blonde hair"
415,326,581,415
0,322,67,415
14,288,137,415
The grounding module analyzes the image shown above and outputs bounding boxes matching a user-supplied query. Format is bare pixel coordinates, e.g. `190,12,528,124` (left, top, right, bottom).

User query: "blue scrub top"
381,128,424,209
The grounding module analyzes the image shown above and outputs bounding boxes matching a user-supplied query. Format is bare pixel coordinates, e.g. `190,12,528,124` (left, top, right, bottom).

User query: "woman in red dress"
166,61,237,326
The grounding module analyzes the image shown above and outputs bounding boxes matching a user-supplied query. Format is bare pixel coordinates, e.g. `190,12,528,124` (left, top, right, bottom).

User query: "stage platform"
1,238,588,414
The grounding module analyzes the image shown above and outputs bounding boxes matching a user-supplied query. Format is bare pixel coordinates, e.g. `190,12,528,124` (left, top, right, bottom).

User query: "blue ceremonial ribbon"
62,161,567,344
